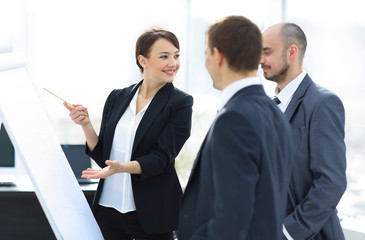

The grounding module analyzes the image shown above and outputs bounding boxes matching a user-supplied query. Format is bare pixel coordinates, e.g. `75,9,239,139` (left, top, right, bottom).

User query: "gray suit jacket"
283,74,346,240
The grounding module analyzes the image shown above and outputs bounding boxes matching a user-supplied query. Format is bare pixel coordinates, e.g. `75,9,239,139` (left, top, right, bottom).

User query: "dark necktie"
273,96,281,105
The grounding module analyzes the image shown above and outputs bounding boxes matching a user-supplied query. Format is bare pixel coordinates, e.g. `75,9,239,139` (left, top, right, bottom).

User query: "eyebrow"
158,51,180,54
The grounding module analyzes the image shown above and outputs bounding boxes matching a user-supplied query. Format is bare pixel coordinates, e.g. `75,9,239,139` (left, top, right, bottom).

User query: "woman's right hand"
63,102,90,126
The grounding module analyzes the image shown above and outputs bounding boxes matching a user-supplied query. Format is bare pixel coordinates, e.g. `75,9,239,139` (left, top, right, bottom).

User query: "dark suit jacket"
178,85,293,240
87,80,193,234
283,74,346,240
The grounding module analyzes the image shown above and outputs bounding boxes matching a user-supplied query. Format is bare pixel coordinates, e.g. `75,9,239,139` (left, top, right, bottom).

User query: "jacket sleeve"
86,89,119,167
135,93,193,181
284,94,346,239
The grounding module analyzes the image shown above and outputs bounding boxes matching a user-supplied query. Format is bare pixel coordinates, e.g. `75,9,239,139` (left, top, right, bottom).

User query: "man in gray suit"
260,22,347,240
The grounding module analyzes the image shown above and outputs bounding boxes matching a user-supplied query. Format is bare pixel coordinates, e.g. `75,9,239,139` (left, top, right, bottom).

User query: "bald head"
264,22,307,63
263,22,286,36
261,22,307,86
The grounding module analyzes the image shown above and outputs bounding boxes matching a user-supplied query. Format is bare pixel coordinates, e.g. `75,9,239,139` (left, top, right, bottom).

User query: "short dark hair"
206,15,262,72
280,23,307,62
135,27,179,73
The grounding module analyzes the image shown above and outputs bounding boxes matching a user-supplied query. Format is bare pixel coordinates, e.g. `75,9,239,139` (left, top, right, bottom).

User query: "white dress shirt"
274,71,306,113
217,77,262,112
99,89,151,213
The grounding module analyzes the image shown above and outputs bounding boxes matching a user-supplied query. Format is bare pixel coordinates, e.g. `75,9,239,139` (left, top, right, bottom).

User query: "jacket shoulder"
169,86,194,106
305,82,343,105
107,83,137,101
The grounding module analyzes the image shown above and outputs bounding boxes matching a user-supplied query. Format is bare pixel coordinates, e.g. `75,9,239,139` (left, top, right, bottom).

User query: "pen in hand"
43,88,74,108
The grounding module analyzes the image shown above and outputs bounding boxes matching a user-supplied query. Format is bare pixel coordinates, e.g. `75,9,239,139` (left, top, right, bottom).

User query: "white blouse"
99,88,151,213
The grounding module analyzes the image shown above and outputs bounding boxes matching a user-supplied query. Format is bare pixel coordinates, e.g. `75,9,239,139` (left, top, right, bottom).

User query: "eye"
263,50,271,56
160,55,168,59
174,54,180,59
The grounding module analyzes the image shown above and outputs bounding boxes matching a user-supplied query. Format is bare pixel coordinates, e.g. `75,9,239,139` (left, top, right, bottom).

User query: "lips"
163,70,175,76
261,64,270,72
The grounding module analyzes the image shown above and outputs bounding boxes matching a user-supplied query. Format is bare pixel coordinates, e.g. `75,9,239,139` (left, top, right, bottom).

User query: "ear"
138,55,147,68
288,44,298,61
213,47,224,66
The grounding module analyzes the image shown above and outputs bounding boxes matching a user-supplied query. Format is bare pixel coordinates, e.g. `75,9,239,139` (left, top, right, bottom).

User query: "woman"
64,28,193,240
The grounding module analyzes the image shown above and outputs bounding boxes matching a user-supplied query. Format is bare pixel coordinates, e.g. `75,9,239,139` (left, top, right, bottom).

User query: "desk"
0,176,97,240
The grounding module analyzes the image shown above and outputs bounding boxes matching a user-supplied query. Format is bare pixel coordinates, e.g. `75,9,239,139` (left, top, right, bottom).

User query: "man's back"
179,85,293,240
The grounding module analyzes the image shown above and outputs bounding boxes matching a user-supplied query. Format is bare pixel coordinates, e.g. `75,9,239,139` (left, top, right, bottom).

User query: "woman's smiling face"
140,38,180,84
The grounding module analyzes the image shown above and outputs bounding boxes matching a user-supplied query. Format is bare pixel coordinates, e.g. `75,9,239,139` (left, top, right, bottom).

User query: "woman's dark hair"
135,27,179,73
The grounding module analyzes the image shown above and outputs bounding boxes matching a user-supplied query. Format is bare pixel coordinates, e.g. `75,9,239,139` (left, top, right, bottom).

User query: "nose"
259,54,265,65
168,57,178,67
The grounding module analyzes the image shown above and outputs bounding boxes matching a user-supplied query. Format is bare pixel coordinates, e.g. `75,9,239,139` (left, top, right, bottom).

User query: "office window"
20,0,282,185
177,0,282,185
25,0,189,143
285,0,365,222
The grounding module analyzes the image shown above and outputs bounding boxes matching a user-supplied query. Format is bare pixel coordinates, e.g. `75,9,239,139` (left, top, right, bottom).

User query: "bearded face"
261,51,289,84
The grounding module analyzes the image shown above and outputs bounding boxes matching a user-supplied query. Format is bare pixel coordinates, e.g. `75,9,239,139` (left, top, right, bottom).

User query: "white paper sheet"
0,53,103,239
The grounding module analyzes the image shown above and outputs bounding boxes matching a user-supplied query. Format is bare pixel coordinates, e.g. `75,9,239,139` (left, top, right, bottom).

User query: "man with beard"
260,22,347,240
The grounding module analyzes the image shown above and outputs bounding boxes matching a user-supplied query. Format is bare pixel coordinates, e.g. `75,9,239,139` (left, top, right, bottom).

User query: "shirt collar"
217,76,262,111
129,88,151,115
275,71,306,109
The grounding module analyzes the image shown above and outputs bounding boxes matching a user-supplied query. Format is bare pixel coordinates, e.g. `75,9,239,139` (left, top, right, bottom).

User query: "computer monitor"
61,144,96,184
0,123,15,168
0,123,18,185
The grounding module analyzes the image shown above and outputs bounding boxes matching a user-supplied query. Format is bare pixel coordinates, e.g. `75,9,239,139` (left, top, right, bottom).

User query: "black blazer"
283,74,346,240
178,85,293,240
87,80,193,234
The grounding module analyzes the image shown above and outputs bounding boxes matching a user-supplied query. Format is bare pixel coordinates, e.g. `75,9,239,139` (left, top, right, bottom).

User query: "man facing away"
261,22,347,240
178,15,293,240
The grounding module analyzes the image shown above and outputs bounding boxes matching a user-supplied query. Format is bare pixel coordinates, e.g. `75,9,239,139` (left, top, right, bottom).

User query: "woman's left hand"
81,160,121,179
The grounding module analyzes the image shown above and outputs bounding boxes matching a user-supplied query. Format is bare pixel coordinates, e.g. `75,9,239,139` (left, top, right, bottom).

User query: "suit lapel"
284,74,313,121
103,81,141,160
132,83,173,155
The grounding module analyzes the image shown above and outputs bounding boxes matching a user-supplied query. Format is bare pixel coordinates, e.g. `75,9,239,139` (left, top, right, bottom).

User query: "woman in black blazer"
64,28,193,240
